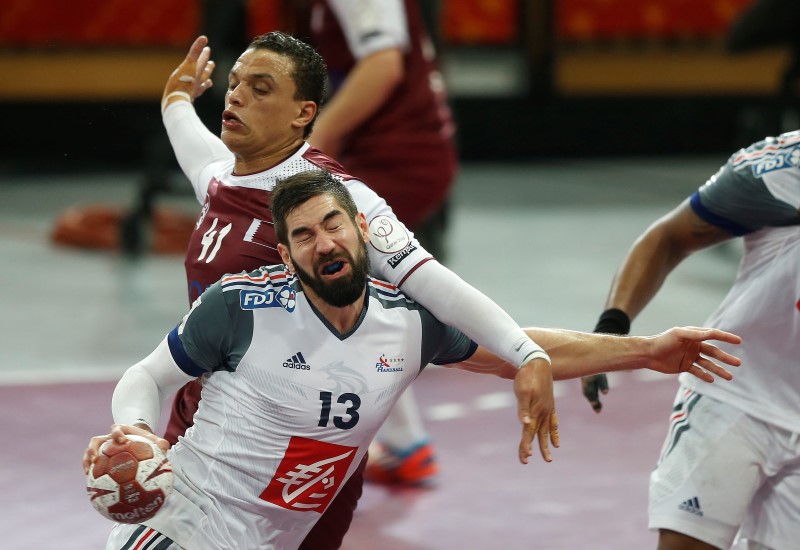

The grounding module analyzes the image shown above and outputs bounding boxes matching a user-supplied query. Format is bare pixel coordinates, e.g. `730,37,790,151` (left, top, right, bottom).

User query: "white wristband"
161,91,192,114
512,336,552,367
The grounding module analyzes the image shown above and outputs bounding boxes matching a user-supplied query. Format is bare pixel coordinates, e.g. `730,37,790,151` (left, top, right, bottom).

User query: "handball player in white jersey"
584,130,800,550
159,31,556,550
84,170,741,550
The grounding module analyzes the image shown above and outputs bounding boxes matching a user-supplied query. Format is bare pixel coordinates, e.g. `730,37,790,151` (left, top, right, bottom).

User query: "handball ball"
86,434,173,523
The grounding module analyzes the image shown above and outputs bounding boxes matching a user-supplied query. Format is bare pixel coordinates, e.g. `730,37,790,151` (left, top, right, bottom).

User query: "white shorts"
648,387,800,550
107,524,182,550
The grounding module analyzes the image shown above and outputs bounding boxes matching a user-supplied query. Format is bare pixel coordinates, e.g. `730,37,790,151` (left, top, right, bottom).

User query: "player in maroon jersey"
307,0,456,486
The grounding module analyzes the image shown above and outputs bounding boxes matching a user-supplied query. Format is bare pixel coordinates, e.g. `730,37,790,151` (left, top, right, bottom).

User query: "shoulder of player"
301,146,360,182
366,278,422,311
219,265,294,293
729,131,800,174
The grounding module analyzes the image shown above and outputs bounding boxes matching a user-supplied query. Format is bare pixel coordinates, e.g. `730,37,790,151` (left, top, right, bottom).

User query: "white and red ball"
86,434,173,523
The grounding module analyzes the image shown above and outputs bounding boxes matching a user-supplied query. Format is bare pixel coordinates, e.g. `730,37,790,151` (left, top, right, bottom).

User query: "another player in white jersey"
583,131,800,550
84,170,741,549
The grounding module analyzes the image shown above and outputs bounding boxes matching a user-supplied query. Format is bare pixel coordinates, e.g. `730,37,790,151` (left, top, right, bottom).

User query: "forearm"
311,49,404,147
112,338,196,431
162,100,233,202
460,330,649,380
604,223,687,319
525,329,652,379
402,261,550,367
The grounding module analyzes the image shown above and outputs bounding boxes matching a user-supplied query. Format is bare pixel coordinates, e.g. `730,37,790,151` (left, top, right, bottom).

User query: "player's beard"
292,239,371,308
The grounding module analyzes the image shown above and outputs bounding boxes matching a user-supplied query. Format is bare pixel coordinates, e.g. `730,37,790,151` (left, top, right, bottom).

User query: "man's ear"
293,100,317,132
356,213,369,243
278,243,294,271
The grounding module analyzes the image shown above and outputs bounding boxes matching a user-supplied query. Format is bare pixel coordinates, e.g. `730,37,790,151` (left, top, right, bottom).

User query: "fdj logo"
240,287,297,312
752,148,800,177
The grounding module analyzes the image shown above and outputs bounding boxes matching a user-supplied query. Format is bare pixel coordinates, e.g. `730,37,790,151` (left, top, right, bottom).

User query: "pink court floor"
3,369,680,549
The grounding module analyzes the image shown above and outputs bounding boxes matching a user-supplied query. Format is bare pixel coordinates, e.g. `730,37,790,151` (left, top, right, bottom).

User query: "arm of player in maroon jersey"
162,36,235,203
308,0,407,157
309,48,403,158
450,326,741,464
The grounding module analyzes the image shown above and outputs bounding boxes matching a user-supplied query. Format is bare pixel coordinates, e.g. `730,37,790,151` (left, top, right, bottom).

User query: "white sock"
376,386,429,453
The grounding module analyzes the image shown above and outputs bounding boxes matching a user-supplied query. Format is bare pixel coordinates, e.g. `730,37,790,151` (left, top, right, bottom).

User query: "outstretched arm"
582,199,734,411
161,36,234,202
450,325,741,464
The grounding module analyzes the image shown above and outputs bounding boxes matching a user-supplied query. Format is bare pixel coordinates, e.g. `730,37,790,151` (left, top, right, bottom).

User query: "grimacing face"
221,48,314,158
291,238,370,308
279,194,371,308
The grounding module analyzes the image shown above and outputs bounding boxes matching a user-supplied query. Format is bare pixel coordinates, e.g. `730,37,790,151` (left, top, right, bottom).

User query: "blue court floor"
0,157,740,549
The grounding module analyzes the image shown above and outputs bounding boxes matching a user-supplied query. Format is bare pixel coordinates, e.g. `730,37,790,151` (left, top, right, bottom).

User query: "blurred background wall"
0,0,797,173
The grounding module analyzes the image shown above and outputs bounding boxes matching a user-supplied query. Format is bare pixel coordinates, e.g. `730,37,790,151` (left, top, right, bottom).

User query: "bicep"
657,200,735,254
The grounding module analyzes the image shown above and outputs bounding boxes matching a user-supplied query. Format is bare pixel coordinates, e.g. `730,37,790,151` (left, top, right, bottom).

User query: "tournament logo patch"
259,436,358,514
752,147,800,177
368,215,411,253
239,287,296,312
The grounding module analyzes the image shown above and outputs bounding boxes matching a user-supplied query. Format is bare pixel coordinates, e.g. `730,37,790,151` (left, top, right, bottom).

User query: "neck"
304,287,366,334
232,138,305,175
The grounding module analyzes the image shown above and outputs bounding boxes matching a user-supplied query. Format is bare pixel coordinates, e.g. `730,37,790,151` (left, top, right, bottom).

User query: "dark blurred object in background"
726,0,800,143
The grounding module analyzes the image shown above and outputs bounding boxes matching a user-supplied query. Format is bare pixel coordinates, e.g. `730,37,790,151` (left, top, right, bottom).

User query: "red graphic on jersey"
796,298,800,312
259,436,357,514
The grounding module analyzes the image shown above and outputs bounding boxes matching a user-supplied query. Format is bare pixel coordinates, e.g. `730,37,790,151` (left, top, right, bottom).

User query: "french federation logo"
240,287,296,312
376,354,404,373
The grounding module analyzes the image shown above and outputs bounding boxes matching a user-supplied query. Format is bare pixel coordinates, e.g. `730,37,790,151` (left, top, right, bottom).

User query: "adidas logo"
283,352,311,371
678,497,703,516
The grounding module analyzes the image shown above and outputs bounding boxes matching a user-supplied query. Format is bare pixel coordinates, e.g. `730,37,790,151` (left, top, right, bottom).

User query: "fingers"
186,35,209,63
697,356,733,380
581,376,600,411
687,364,714,383
674,327,743,347
550,411,560,449
518,412,559,464
83,433,112,474
688,357,733,383
518,418,536,465
698,341,742,367
581,374,608,413
537,420,552,462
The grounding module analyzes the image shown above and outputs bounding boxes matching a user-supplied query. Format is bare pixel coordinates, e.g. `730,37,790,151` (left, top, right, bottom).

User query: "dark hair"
271,170,359,245
248,32,328,138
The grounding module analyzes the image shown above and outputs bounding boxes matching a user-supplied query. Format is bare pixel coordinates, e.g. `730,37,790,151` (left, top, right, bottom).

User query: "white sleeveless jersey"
144,265,476,549
681,130,800,432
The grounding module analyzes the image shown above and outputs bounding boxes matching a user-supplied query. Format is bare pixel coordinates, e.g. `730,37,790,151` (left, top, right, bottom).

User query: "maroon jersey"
310,0,457,228
184,144,432,303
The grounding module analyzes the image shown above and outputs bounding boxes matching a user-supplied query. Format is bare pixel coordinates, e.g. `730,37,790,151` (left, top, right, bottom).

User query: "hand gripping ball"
86,434,173,523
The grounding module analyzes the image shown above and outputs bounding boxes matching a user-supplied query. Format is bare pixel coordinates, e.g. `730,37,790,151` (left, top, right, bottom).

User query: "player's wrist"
594,308,631,335
161,90,193,114
512,337,552,368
